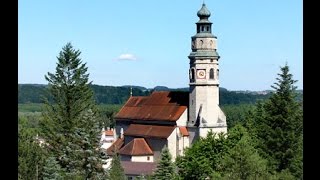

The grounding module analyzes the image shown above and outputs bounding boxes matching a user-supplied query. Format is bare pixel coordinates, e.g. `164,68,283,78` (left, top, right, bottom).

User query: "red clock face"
197,69,206,79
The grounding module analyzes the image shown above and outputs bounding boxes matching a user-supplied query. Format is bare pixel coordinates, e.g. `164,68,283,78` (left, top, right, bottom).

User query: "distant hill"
18,84,302,105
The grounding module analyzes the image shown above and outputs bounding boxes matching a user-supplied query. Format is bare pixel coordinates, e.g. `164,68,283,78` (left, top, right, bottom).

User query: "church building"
106,3,227,177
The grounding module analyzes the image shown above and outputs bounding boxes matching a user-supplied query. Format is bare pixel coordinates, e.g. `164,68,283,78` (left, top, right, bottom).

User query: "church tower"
187,3,227,139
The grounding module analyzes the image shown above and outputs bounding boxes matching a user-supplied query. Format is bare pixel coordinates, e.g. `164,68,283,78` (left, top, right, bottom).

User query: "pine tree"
253,64,303,177
153,146,177,180
108,154,126,180
40,43,104,179
42,156,64,180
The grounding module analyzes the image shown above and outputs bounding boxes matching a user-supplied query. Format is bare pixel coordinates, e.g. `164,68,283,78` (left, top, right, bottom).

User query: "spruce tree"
40,43,104,179
153,146,177,180
253,64,302,177
42,156,64,180
108,154,126,180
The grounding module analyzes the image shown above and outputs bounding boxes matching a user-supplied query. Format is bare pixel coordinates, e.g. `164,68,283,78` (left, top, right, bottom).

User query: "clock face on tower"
196,69,206,79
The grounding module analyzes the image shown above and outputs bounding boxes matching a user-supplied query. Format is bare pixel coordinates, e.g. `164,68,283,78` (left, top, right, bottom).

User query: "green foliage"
219,132,269,180
98,104,122,128
269,169,296,180
108,154,126,180
18,103,44,112
221,104,254,129
18,118,46,180
247,64,303,178
42,156,64,180
176,125,271,180
176,132,229,180
220,90,271,105
40,43,104,179
153,146,177,180
18,84,150,104
18,84,52,103
19,83,301,106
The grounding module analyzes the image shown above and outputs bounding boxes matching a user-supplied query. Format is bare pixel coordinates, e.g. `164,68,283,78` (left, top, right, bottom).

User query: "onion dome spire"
197,3,211,18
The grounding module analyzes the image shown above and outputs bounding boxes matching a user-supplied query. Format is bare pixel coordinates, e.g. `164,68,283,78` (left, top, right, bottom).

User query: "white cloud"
116,53,137,61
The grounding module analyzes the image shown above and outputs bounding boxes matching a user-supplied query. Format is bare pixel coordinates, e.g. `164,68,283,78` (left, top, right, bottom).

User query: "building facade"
105,3,227,177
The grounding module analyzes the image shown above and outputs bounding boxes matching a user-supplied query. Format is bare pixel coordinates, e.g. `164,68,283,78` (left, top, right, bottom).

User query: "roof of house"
106,137,124,155
124,124,176,139
179,126,190,136
121,161,157,176
115,91,188,122
119,138,153,156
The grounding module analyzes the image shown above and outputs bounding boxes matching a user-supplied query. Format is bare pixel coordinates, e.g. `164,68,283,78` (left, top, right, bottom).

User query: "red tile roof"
119,138,153,156
115,91,188,121
124,124,176,139
106,137,124,155
121,161,157,175
179,126,189,136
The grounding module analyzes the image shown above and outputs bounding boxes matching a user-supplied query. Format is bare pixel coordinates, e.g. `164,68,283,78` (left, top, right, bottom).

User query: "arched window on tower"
217,69,219,79
190,68,195,82
200,40,203,48
209,68,214,79
201,26,204,32
206,26,209,32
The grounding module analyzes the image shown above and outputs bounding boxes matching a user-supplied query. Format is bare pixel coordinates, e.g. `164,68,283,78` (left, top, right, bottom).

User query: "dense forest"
19,83,302,105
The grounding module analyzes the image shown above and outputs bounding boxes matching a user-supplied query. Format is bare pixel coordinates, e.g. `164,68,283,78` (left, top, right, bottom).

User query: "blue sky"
18,0,302,91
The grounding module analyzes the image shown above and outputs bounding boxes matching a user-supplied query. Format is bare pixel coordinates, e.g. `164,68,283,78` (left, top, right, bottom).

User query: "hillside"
18,84,302,105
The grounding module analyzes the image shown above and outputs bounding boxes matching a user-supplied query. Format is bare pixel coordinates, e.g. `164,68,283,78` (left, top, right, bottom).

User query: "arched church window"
210,68,214,79
201,26,204,32
206,26,209,32
210,40,213,48
190,68,195,81
217,69,219,79
200,40,203,48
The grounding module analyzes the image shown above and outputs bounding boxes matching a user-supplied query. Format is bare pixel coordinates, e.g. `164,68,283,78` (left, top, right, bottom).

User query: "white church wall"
131,155,154,162
199,126,227,138
167,128,177,161
183,136,189,153
176,109,188,126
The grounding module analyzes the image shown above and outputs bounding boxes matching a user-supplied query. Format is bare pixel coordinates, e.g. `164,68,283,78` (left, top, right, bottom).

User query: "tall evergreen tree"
108,154,126,180
42,156,64,180
40,43,104,179
252,64,303,177
153,146,177,180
